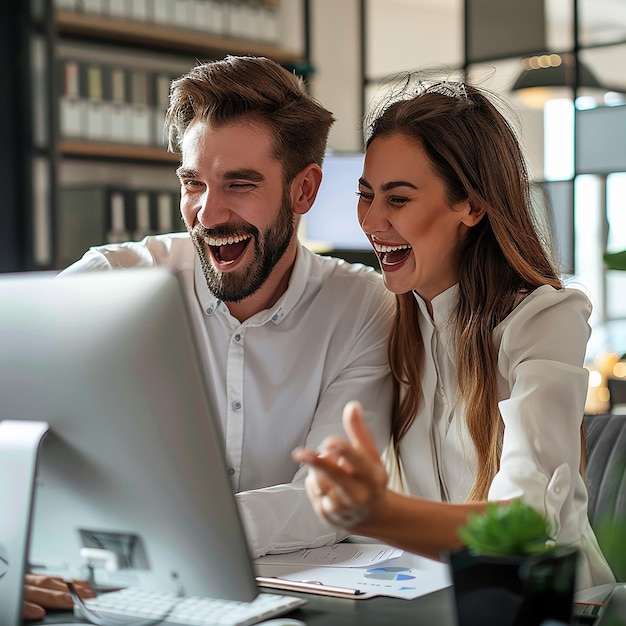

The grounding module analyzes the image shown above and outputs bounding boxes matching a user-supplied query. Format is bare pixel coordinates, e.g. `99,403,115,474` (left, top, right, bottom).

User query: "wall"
309,0,466,153
309,0,363,152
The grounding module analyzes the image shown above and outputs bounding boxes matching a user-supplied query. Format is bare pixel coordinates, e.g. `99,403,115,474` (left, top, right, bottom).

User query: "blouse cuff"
488,462,571,540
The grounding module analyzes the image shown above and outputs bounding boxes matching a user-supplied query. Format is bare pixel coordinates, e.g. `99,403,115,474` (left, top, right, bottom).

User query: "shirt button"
272,314,279,322
227,468,235,476
206,306,213,315
234,334,241,342
232,401,242,411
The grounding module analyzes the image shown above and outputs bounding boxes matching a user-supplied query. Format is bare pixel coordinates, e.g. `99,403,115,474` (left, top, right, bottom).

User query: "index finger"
24,574,68,592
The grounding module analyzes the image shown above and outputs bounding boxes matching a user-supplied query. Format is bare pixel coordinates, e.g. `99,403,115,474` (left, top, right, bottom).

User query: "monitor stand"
0,420,50,626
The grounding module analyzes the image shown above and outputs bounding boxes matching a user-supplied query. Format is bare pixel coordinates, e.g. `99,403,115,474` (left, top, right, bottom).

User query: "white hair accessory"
417,80,469,100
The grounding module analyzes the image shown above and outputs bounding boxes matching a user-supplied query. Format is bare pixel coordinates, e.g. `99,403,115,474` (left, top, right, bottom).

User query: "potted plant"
603,250,626,271
447,500,579,626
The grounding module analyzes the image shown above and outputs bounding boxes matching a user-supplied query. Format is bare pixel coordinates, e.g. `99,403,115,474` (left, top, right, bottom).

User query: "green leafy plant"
458,500,554,557
604,250,626,271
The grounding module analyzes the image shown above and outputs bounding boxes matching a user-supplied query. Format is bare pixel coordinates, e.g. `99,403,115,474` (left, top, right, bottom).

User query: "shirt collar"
413,283,459,330
194,241,311,326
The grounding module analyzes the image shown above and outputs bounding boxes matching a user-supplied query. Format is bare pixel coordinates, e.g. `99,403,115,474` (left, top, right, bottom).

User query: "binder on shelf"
153,72,172,147
230,0,259,40
192,0,209,32
31,37,48,149
109,66,132,142
260,0,279,44
81,0,105,15
224,0,271,40
85,63,108,140
129,0,149,21
57,186,109,269
108,0,131,19
152,0,176,24
174,0,195,28
220,0,234,37
149,191,162,234
58,59,86,138
129,70,153,145
155,190,183,234
106,189,133,244
54,0,77,10
205,0,227,35
33,158,53,267
132,190,155,240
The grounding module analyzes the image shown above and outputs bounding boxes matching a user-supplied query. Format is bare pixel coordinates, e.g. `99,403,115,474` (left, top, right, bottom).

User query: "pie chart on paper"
364,566,416,581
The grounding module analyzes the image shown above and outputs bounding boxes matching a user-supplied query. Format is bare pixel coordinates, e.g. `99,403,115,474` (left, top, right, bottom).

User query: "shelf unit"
59,139,180,164
56,10,304,64
2,1,308,272
54,8,307,165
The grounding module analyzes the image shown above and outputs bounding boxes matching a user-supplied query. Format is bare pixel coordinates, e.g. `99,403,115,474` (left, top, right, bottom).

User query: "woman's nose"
359,199,385,236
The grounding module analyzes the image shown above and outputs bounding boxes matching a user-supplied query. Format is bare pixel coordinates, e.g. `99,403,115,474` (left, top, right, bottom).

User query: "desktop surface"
32,585,619,626
32,587,457,626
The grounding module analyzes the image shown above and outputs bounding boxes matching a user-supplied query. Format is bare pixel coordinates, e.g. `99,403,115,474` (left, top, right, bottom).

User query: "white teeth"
204,234,251,246
372,242,411,253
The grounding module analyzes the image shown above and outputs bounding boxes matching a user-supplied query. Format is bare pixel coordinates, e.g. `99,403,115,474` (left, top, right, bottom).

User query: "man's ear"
291,163,323,216
460,199,486,227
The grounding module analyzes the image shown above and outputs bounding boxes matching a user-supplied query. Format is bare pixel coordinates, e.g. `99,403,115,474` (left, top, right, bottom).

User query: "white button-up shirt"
394,284,614,588
62,233,395,557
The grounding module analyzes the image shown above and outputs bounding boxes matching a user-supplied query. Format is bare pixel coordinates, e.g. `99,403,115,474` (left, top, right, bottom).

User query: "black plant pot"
447,546,579,626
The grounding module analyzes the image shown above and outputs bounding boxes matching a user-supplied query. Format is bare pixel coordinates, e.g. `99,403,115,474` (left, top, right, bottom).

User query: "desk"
284,587,456,625
35,586,601,626
36,588,457,625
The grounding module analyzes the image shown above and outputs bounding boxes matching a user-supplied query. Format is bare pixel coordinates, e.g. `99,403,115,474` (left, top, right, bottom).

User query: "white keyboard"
73,586,307,626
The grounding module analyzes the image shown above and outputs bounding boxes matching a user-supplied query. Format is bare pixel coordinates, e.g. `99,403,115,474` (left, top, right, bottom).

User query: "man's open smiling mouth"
203,233,252,266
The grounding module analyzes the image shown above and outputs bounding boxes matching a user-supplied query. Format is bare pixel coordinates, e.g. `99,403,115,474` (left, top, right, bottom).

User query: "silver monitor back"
0,269,257,608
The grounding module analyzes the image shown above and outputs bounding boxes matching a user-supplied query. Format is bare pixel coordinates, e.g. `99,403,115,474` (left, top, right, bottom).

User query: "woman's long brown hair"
367,82,563,500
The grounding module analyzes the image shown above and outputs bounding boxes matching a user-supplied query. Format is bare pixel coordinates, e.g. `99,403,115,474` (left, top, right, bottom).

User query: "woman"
293,74,615,588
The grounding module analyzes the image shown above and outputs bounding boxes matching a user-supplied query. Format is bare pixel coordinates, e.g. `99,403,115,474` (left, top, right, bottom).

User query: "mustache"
191,222,258,240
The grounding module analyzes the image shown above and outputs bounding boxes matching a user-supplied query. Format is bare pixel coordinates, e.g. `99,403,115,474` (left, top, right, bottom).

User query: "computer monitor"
0,268,258,623
303,152,379,269
306,152,369,250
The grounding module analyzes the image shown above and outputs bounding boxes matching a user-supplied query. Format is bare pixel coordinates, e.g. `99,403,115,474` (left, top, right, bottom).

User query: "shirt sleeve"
236,280,396,558
59,235,183,273
60,248,114,272
236,486,347,559
488,287,592,542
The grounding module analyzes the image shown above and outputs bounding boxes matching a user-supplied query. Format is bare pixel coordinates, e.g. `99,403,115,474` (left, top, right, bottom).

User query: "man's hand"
23,573,95,621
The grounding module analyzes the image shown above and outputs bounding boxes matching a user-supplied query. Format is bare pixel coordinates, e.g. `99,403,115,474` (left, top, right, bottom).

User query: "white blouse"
395,283,615,589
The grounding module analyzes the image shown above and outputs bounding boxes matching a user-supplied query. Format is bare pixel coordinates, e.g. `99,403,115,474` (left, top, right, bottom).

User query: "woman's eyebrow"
381,180,418,191
359,176,417,192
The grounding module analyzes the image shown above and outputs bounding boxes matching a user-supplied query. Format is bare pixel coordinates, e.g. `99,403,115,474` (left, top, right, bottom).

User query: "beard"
189,188,295,303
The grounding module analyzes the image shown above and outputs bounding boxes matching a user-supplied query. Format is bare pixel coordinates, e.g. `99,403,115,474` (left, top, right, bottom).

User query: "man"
24,55,394,619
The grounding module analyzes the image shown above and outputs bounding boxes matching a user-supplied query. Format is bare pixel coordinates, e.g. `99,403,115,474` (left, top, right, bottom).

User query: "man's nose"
196,188,230,228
